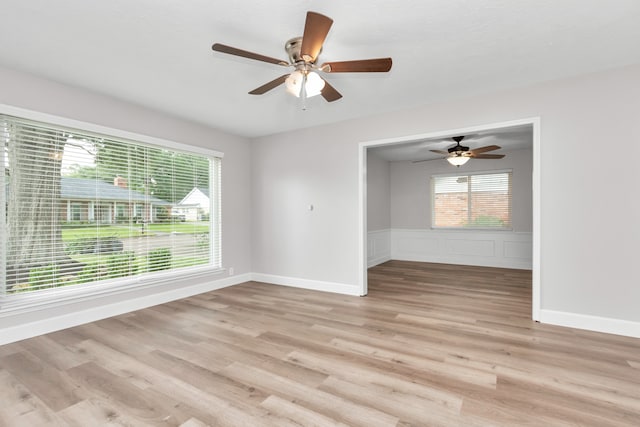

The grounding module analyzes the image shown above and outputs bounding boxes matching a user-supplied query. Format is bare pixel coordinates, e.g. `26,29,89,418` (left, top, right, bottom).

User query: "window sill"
0,266,225,315
431,227,514,232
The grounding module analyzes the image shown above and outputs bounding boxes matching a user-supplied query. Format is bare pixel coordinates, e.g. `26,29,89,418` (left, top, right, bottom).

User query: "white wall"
389,148,533,231
366,152,392,267
252,63,640,335
0,66,253,342
250,133,363,295
367,152,391,231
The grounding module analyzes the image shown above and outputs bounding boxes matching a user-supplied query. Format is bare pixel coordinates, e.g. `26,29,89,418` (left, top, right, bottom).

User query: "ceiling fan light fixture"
305,71,325,97
285,70,325,98
285,70,304,97
447,155,470,167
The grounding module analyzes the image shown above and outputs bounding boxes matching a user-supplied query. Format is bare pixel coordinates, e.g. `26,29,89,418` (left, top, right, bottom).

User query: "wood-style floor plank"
1,260,639,426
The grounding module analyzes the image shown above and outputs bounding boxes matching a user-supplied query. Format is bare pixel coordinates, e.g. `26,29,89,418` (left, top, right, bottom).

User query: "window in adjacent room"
1,113,222,300
431,170,512,229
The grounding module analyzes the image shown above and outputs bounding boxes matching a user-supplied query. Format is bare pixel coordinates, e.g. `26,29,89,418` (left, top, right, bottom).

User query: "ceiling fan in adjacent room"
415,135,505,166
211,11,392,103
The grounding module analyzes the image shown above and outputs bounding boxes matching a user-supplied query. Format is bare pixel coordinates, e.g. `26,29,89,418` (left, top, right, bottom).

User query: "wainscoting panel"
367,229,391,268
397,235,439,254
447,239,495,257
504,240,533,260
390,229,532,270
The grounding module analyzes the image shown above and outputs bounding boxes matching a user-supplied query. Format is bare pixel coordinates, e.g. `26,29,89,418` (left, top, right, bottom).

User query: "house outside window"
1,113,222,300
432,170,512,230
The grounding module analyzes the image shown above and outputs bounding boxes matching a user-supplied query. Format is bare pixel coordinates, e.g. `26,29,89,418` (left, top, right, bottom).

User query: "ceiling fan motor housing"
286,37,320,65
448,136,469,154
448,144,469,154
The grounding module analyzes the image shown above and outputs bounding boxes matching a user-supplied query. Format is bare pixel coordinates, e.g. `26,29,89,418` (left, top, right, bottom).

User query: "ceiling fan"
415,135,505,166
211,11,392,103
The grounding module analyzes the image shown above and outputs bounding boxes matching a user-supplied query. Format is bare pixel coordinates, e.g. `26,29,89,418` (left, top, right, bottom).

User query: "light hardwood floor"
1,261,639,426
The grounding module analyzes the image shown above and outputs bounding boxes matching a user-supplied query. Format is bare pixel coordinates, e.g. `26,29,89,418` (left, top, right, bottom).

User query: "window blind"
432,170,512,229
1,114,221,298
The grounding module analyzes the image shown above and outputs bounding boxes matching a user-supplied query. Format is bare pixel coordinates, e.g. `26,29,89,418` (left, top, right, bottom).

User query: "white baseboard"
251,273,362,297
0,273,251,346
539,309,640,339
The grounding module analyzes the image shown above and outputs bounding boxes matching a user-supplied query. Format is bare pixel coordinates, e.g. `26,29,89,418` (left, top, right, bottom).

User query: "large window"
1,113,221,299
432,170,512,229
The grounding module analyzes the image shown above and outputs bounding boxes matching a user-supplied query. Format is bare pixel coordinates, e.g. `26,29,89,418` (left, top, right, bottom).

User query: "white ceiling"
369,124,533,162
2,1,640,138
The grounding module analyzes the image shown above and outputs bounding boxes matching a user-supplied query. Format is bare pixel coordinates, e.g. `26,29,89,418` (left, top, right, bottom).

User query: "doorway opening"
358,118,540,320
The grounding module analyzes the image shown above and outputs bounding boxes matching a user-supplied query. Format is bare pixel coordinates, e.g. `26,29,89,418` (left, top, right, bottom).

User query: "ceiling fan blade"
248,74,289,95
471,154,505,159
300,12,333,63
212,43,289,66
322,58,393,73
430,149,450,155
469,145,501,155
321,80,342,102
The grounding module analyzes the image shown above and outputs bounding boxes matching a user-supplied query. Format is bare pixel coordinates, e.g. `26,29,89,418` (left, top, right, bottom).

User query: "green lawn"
147,223,209,233
69,253,208,270
62,222,209,241
62,225,140,240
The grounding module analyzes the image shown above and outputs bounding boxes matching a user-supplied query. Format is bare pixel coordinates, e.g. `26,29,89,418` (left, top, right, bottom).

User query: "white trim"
0,104,224,158
0,273,251,345
252,273,362,297
358,145,368,295
531,117,541,321
0,267,226,313
359,117,540,318
360,118,538,149
539,309,640,339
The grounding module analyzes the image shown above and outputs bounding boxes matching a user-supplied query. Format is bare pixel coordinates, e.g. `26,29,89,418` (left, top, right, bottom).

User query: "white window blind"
432,170,512,229
1,114,221,298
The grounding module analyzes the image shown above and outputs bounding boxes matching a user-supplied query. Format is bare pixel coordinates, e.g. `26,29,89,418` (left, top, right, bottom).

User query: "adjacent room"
1,1,639,425
366,124,533,273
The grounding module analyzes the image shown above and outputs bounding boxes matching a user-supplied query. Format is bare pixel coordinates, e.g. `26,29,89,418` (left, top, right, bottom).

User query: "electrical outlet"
228,267,234,276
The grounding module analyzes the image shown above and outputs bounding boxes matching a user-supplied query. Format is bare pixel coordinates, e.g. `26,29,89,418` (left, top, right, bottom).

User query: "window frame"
70,202,83,222
0,104,224,311
431,168,513,231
